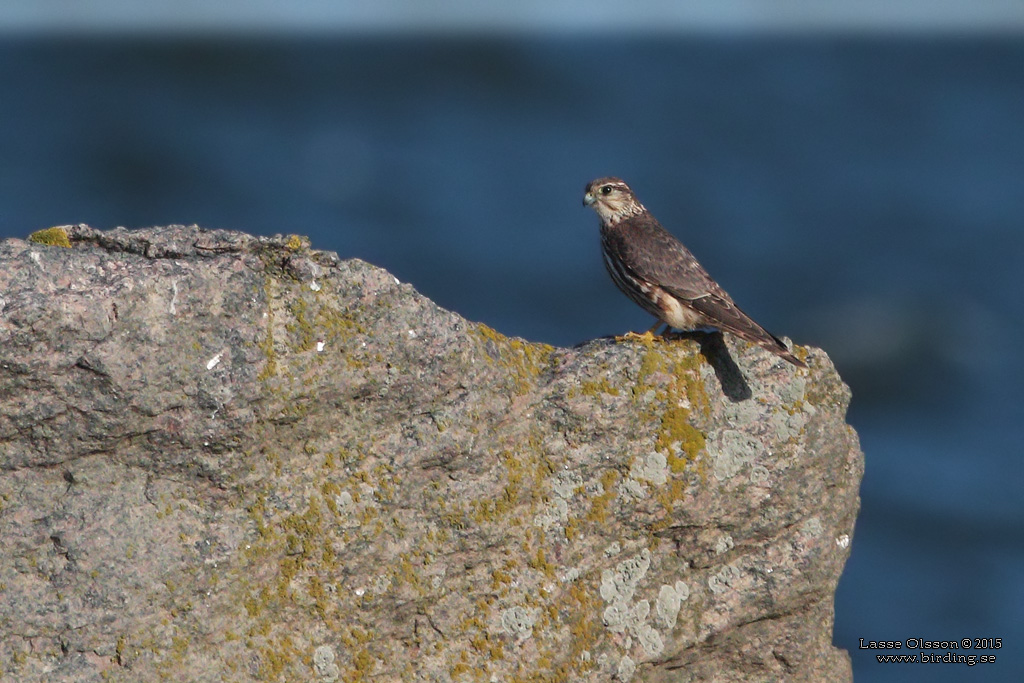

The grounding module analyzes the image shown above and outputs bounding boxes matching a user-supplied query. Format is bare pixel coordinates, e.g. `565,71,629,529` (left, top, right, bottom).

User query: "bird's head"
583,177,646,225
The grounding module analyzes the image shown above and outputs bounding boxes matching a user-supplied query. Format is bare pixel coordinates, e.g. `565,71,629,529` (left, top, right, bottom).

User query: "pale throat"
598,200,646,225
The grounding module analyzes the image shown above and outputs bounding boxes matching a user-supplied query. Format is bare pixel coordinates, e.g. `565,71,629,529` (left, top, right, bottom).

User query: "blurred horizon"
3,0,1024,35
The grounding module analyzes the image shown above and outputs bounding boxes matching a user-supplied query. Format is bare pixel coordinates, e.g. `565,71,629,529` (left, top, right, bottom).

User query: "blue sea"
2,35,1022,682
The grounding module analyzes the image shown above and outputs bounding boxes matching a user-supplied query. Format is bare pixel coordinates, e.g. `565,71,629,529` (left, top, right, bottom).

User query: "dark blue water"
2,36,1022,681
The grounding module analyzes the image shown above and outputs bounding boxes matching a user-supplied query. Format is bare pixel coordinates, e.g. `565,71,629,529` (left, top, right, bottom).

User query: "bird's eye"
600,186,613,195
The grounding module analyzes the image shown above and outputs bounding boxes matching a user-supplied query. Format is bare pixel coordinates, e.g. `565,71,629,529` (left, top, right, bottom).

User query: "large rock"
0,225,862,682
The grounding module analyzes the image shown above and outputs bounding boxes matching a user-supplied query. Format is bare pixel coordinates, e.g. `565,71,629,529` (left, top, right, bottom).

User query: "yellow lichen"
585,469,620,523
527,546,557,580
631,346,710,474
257,277,279,380
28,226,71,247
474,323,555,395
563,516,581,541
659,406,707,472
259,633,299,679
570,377,622,398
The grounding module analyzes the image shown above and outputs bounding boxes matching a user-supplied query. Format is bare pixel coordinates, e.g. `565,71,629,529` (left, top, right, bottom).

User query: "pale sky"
2,0,1024,34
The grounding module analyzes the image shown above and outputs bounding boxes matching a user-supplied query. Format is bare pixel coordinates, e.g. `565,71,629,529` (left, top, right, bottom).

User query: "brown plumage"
583,176,806,368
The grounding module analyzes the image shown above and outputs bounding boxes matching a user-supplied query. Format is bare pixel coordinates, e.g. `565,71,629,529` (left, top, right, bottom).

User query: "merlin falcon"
584,177,806,368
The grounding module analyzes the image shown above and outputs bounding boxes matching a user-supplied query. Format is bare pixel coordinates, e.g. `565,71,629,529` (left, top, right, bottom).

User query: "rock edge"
0,225,862,682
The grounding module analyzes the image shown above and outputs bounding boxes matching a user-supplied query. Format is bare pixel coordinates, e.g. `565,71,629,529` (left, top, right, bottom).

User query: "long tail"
760,333,807,368
691,296,808,368
716,314,807,368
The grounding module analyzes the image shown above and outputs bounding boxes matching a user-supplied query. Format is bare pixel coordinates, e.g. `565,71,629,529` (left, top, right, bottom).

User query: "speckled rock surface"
0,225,862,682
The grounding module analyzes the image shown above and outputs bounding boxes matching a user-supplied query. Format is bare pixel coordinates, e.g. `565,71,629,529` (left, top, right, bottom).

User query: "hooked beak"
583,191,596,207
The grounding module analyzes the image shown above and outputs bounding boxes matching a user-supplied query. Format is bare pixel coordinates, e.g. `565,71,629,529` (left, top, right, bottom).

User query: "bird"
583,177,807,368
